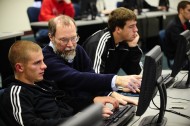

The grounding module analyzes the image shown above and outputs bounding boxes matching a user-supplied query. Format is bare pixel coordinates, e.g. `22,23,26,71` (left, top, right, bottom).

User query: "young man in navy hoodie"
2,40,119,126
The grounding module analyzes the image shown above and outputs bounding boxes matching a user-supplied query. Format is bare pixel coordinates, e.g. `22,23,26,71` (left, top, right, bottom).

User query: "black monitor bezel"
136,45,167,126
170,30,190,88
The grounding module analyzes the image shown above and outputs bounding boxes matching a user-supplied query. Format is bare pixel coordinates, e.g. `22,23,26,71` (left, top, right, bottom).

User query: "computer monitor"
136,45,167,126
136,0,143,15
159,0,169,11
79,0,98,20
60,103,103,126
167,30,190,89
121,0,143,15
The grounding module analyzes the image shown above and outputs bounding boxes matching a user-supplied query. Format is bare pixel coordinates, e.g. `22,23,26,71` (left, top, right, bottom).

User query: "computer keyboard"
162,74,175,88
164,76,175,88
103,104,136,126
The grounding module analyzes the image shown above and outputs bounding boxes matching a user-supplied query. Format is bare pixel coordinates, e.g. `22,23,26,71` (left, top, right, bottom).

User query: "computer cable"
167,95,190,102
165,109,190,120
170,76,178,88
129,116,141,126
150,99,190,120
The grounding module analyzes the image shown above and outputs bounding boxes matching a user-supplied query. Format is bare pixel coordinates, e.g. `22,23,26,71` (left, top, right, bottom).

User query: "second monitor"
136,45,168,126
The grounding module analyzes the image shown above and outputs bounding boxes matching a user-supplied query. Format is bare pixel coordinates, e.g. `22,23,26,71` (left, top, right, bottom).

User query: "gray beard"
50,43,76,63
60,51,76,63
52,46,76,63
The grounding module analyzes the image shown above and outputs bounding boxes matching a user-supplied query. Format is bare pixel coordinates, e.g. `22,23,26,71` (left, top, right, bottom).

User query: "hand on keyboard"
122,87,140,93
110,91,138,105
102,106,114,118
115,75,142,93
93,96,119,118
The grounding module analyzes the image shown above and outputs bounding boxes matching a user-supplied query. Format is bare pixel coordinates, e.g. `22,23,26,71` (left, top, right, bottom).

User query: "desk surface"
30,10,177,28
140,10,177,18
30,16,105,27
128,70,190,126
0,32,24,40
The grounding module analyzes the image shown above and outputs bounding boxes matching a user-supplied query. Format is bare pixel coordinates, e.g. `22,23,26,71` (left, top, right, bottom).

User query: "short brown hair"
108,7,137,32
8,40,41,71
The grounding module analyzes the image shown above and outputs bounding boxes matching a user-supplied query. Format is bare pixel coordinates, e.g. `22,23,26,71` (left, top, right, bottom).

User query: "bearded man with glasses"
43,15,141,113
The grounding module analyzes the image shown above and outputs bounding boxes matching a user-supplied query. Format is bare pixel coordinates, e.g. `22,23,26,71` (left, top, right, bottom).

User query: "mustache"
65,47,75,51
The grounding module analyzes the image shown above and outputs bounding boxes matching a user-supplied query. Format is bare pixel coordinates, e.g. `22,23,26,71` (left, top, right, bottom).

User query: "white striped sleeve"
10,85,24,126
93,32,111,73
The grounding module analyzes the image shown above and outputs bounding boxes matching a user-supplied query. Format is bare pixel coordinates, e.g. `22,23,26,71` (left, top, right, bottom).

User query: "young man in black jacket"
1,40,119,126
83,7,142,75
164,1,190,60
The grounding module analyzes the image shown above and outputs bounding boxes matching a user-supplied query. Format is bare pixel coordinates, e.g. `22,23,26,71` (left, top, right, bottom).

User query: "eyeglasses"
56,35,80,45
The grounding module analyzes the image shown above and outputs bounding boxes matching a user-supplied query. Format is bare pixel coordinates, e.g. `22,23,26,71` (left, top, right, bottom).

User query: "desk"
30,16,105,28
30,14,147,28
128,70,190,126
140,11,177,18
30,10,177,34
0,32,24,88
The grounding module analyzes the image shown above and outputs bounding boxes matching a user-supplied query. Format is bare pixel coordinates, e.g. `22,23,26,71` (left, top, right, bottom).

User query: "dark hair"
108,7,137,32
177,1,190,13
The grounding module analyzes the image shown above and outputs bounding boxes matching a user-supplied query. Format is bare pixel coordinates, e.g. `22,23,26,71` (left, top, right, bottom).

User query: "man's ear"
15,63,24,73
179,8,184,14
48,33,53,42
115,26,122,34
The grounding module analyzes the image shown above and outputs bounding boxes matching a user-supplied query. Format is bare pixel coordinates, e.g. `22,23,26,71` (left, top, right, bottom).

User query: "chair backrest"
27,7,41,38
0,89,7,126
159,29,173,69
0,88,19,126
27,7,40,23
159,29,165,43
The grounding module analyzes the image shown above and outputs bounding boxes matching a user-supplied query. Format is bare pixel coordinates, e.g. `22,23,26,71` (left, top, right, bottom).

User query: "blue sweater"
43,44,114,96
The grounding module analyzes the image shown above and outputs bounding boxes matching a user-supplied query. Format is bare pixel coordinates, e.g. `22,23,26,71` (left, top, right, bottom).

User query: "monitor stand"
139,116,167,126
173,57,190,89
139,76,167,126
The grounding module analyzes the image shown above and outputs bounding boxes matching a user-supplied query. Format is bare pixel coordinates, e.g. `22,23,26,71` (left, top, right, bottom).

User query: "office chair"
0,88,20,126
159,29,173,69
0,89,7,126
27,7,49,47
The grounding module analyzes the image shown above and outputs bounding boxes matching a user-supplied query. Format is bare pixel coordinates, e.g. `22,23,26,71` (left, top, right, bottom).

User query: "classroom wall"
0,0,33,32
0,0,182,32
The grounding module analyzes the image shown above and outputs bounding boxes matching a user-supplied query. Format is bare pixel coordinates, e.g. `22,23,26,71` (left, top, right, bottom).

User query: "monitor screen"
79,0,98,20
168,30,190,89
122,0,143,14
59,103,103,126
136,0,143,14
136,45,167,126
159,0,170,11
